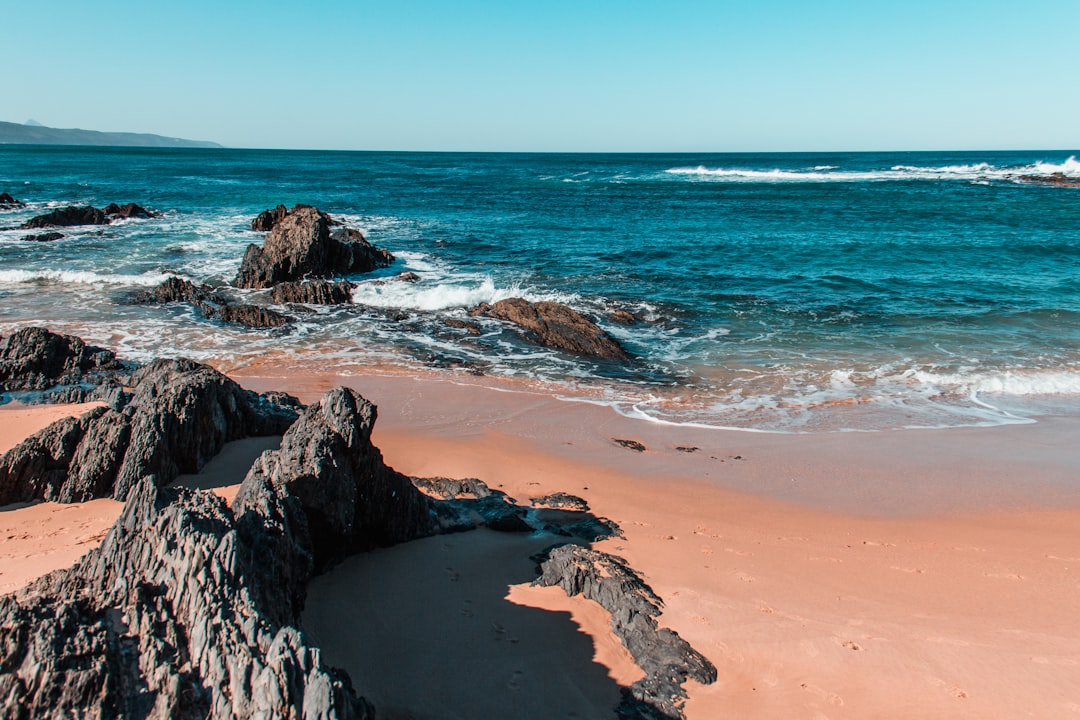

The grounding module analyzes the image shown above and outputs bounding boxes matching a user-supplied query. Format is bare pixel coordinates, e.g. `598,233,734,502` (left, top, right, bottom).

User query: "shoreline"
3,360,1079,718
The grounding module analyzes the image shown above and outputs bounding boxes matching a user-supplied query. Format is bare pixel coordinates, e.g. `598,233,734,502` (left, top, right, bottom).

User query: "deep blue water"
2,146,1079,430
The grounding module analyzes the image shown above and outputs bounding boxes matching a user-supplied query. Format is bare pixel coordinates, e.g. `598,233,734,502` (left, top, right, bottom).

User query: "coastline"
3,361,1079,718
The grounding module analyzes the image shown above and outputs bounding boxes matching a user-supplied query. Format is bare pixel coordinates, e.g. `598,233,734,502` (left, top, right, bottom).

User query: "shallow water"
2,146,1079,431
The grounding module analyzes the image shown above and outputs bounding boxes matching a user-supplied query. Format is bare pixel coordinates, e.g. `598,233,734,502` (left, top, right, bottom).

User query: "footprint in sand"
983,571,1024,581
840,640,863,651
733,571,756,583
444,567,461,582
891,565,924,574
507,670,524,691
800,682,845,706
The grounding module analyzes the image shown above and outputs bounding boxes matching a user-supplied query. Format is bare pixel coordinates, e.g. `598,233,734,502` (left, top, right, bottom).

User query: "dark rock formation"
0,192,24,208
470,298,629,360
236,387,437,570
234,205,394,289
21,205,108,229
102,202,155,219
0,473,371,717
250,203,291,231
396,271,420,283
0,358,300,505
0,327,130,393
609,309,638,325
134,276,290,329
20,231,65,242
271,279,356,305
613,438,647,452
531,492,590,512
535,545,717,719
1018,172,1080,188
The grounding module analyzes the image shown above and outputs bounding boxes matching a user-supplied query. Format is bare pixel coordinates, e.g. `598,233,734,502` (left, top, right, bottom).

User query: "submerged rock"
20,231,65,242
1018,172,1080,188
0,357,300,504
135,276,290,329
21,205,109,228
535,544,717,719
102,202,155,219
235,205,394,289
470,298,629,360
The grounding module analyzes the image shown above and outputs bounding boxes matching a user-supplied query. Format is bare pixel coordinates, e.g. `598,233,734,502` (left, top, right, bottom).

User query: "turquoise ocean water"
2,146,1079,431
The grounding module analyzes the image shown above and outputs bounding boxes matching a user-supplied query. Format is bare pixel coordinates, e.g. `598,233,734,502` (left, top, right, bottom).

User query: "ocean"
2,146,1079,432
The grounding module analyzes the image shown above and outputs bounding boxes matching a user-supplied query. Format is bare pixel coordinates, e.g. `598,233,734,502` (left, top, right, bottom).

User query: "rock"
534,544,717,719
0,192,24,208
20,231,65,242
470,298,629,360
443,318,483,335
530,492,590,512
103,202,155,219
0,477,372,718
0,326,130,393
609,309,638,325
271,279,356,305
1018,172,1080,188
20,205,109,228
396,271,420,283
134,276,291,329
613,438,647,452
234,205,394,289
234,387,437,570
0,357,300,504
250,203,291,231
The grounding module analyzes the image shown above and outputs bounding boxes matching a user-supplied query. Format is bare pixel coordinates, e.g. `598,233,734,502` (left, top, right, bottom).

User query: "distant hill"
0,120,222,148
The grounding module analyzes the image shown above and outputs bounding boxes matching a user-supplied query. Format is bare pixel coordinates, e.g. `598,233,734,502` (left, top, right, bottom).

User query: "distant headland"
0,119,222,148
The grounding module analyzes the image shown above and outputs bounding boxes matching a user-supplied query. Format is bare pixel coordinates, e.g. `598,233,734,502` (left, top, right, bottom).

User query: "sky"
1,0,1078,152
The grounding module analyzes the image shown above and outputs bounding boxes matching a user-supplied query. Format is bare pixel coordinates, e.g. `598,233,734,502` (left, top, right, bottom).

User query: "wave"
349,276,577,312
665,156,1080,183
0,268,170,286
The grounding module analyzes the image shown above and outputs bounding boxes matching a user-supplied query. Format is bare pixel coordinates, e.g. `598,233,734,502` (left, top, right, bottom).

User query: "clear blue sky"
2,0,1078,152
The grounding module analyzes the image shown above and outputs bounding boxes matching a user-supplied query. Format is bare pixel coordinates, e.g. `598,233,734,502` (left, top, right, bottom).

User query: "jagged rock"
396,271,420,283
271,280,356,305
534,545,717,719
0,326,130,393
235,387,437,570
21,231,64,242
20,205,109,228
234,205,394,289
250,203,291,231
531,492,590,512
0,192,24,208
102,202,155,219
609,310,638,325
134,276,291,329
0,478,371,718
0,357,300,504
470,298,629,360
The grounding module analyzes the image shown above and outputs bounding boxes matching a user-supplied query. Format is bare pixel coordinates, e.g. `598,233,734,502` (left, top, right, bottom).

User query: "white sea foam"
350,276,577,312
0,268,170,286
665,156,1080,183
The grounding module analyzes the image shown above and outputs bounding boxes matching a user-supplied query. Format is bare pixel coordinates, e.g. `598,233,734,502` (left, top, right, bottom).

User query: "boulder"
132,275,211,304
234,205,393,289
470,298,629,360
202,301,289,328
235,387,437,569
535,544,717,719
271,279,356,305
0,192,24,208
0,326,129,393
0,357,301,504
21,205,109,228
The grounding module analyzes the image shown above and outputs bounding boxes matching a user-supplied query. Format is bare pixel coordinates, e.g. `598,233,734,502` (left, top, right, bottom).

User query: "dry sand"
3,371,1079,719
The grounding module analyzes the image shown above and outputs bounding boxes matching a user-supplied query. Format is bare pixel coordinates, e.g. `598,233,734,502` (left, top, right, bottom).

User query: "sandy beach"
3,369,1079,718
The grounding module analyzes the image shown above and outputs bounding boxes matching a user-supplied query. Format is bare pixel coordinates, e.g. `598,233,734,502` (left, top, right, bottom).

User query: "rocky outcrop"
0,358,300,504
236,387,436,570
535,544,717,719
1018,172,1080,188
134,276,290,329
234,205,393,289
0,192,24,208
20,203,156,229
271,280,356,305
251,203,291,231
470,298,629,360
0,326,130,393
